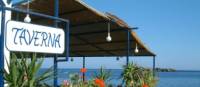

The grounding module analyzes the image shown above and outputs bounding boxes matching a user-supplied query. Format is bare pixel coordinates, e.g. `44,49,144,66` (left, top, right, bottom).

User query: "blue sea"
39,69,200,87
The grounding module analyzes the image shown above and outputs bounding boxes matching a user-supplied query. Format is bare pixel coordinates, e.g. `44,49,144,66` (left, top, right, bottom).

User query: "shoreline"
40,68,200,72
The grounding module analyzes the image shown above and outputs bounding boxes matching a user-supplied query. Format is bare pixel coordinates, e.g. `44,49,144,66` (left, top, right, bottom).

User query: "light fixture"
106,22,112,42
70,57,74,62
24,14,31,23
135,43,139,53
116,56,120,61
24,0,31,23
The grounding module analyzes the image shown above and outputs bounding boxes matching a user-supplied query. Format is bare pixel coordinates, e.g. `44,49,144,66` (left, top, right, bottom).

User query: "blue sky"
11,0,200,70
81,0,200,70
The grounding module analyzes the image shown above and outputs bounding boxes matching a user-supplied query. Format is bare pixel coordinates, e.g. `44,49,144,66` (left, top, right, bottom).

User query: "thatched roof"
13,0,155,57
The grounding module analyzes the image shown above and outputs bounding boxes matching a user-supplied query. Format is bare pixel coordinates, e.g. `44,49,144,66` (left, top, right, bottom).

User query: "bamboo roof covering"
13,0,155,57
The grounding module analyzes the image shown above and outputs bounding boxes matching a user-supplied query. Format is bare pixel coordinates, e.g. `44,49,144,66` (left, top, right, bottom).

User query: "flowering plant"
80,68,87,73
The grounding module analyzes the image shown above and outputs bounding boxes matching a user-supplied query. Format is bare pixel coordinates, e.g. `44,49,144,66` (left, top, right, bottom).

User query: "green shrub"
3,53,53,87
121,62,157,87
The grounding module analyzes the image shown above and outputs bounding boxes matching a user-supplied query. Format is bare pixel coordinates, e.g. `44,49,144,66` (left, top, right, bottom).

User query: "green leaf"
3,53,53,87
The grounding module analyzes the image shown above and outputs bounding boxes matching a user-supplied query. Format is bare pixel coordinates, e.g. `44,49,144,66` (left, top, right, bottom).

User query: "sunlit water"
39,69,200,87
157,71,200,87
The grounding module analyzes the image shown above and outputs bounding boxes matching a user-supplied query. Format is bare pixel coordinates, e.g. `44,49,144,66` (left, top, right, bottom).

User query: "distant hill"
156,68,176,72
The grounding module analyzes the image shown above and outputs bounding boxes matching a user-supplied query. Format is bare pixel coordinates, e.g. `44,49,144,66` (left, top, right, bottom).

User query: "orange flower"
142,83,149,87
99,79,105,87
95,78,101,84
94,78,105,87
80,68,87,73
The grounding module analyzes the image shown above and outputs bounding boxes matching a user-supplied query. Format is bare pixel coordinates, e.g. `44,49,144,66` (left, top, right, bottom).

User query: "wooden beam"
70,40,134,46
70,48,136,53
73,35,116,55
59,9,87,15
70,27,138,36
71,20,107,28
32,9,87,22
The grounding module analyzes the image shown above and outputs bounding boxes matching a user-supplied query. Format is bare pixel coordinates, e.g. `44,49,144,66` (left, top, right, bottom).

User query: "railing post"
153,56,156,76
0,4,5,87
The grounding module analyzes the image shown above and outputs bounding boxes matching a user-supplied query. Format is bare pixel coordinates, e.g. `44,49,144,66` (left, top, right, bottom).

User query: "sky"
10,0,200,70
81,0,200,70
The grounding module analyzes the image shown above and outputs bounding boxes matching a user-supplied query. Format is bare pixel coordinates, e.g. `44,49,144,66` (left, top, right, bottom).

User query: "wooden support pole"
82,57,86,82
153,56,156,76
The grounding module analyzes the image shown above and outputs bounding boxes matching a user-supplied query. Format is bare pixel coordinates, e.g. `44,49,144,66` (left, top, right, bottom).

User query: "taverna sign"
5,21,65,54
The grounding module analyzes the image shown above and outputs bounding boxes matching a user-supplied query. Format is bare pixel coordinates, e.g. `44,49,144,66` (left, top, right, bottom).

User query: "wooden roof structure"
13,0,155,57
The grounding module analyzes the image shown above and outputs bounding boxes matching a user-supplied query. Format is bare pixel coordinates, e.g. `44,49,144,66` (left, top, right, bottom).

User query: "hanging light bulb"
106,33,112,42
24,0,31,23
24,14,31,23
135,43,139,53
106,22,112,42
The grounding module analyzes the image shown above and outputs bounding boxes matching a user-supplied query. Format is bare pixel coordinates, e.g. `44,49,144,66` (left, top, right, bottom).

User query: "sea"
39,69,200,87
